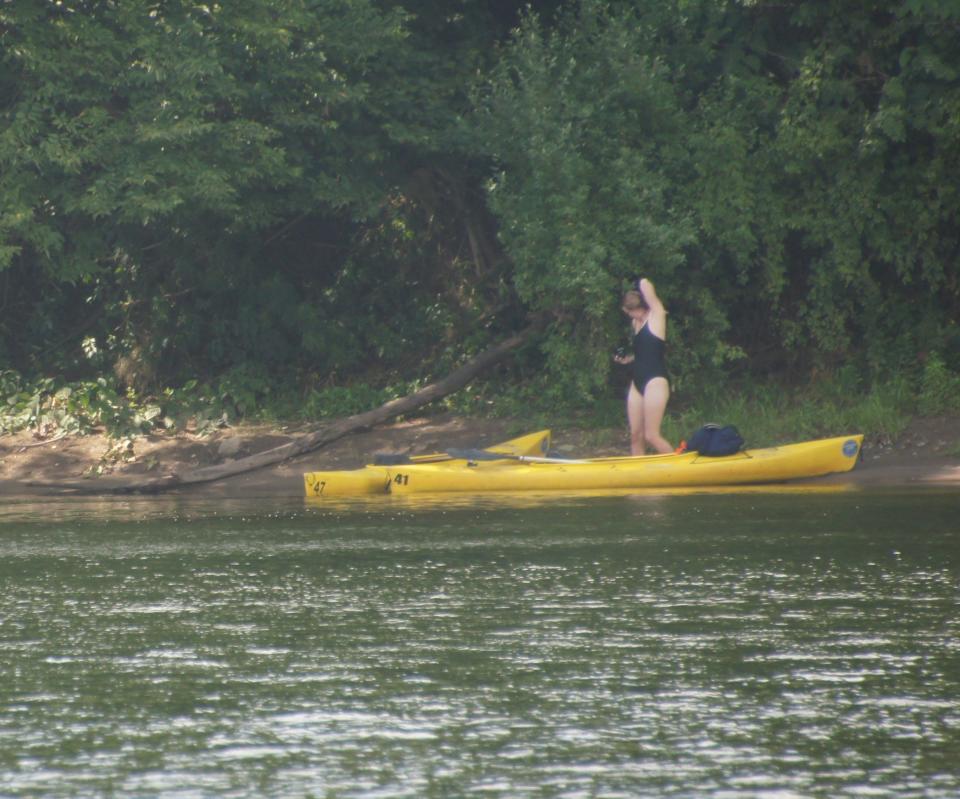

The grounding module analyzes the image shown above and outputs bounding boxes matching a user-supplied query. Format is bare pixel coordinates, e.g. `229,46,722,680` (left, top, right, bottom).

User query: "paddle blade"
445,448,512,462
373,453,412,465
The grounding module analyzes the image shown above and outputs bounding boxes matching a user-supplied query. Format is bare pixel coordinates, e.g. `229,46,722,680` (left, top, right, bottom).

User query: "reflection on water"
0,481,860,524
0,489,958,797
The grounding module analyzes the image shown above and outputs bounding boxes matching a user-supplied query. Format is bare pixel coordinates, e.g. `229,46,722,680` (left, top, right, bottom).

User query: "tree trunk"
27,322,541,495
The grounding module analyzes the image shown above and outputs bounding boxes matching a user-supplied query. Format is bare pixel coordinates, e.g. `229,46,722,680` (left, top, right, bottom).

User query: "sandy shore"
2,415,959,498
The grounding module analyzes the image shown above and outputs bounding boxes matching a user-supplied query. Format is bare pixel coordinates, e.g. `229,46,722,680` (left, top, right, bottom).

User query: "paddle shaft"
445,448,587,464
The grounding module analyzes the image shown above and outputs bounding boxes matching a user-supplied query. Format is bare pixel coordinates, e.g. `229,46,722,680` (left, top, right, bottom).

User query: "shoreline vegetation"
4,352,960,451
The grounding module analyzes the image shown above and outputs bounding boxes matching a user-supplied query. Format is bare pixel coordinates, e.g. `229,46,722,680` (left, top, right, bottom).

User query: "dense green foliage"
2,0,959,436
481,0,960,399
1,0,529,391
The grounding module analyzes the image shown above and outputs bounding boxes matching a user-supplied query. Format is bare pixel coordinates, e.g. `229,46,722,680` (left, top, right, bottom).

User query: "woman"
613,278,673,455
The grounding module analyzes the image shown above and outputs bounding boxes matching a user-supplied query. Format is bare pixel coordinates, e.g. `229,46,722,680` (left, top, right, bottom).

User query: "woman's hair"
622,289,648,311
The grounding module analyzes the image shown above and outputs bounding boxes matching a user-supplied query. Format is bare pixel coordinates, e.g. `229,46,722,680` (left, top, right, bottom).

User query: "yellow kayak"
385,434,864,495
303,429,552,497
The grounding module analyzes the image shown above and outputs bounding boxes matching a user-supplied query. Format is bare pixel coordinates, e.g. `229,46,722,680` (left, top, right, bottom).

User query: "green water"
1,489,958,798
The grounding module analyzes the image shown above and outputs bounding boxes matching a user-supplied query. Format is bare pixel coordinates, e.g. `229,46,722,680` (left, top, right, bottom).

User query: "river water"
1,487,958,798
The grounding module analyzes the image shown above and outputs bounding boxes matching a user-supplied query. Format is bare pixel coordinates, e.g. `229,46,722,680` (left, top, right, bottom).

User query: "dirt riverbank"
2,414,958,498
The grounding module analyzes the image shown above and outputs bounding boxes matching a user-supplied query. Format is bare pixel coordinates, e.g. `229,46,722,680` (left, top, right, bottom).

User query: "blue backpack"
686,424,744,457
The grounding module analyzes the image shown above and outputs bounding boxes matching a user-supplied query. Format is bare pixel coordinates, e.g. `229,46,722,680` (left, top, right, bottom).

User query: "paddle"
373,452,456,465
372,448,544,465
444,448,588,464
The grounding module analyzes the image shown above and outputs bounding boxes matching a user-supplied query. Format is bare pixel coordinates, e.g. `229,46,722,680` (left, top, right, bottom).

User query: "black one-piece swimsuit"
631,322,668,395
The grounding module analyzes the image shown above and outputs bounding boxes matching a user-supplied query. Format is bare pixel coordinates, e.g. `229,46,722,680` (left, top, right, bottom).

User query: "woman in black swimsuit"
613,278,673,455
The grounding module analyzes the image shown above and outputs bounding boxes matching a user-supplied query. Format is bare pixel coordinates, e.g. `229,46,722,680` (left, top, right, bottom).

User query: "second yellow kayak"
304,429,552,497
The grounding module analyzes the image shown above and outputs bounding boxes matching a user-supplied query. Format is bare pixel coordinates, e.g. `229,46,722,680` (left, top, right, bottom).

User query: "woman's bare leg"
642,377,673,453
626,382,647,455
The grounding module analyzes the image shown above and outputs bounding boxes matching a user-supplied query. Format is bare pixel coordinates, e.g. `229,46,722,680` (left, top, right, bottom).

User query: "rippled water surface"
1,489,958,797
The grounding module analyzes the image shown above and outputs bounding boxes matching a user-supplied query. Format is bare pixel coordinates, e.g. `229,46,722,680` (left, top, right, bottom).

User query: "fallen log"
27,322,541,495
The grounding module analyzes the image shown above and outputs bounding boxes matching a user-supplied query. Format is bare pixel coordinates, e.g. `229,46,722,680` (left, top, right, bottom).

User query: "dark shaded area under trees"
2,0,959,427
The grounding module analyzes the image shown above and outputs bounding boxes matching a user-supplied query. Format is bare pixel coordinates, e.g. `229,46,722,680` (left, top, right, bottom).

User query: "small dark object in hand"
614,346,628,359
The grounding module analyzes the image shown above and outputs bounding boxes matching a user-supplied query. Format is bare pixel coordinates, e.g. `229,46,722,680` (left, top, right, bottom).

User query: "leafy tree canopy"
1,0,958,420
